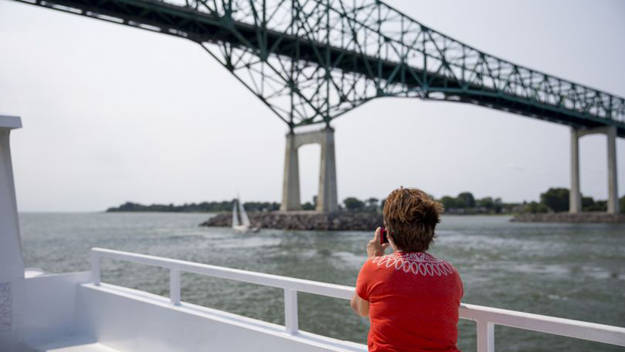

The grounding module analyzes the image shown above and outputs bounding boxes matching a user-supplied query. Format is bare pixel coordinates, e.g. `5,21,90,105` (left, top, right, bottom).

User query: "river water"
19,212,625,352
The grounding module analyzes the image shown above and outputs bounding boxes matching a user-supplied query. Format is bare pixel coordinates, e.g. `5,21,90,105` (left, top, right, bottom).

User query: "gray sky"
1,0,624,212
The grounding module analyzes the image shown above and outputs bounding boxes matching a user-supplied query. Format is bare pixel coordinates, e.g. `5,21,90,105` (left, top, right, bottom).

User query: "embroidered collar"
370,252,454,276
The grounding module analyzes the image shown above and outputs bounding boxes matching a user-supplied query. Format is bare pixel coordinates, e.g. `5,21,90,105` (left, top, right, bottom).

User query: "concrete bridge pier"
569,128,581,213
569,126,619,214
606,126,620,214
281,132,301,211
280,127,338,212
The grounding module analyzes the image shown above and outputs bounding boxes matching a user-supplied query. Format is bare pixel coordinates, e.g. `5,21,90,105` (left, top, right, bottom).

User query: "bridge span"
11,0,624,213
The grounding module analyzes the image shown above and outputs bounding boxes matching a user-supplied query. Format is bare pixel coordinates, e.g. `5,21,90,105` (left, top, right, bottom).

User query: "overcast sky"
1,0,624,212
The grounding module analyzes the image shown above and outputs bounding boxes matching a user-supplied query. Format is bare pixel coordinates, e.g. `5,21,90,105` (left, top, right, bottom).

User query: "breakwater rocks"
200,211,383,231
512,212,625,223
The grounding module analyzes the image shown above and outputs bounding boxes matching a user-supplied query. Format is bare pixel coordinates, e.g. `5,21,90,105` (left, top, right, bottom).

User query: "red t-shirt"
356,251,463,352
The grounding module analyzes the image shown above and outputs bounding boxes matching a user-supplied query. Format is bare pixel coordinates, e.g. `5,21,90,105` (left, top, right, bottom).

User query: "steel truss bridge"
12,0,625,135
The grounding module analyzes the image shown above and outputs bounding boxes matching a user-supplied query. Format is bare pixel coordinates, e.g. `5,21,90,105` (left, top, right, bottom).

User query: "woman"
351,187,463,352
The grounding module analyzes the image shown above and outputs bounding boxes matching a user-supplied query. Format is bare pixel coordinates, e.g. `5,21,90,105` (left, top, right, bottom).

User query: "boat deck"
33,338,119,352
4,249,625,352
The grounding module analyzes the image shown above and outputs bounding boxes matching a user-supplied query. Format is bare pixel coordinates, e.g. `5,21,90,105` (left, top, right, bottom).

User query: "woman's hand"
367,227,389,258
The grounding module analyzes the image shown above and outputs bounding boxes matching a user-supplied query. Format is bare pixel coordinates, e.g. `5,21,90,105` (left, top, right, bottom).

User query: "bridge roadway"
13,0,625,135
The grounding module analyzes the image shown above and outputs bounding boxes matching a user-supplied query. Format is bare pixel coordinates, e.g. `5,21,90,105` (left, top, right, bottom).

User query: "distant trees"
441,193,476,210
539,188,569,212
582,198,607,212
476,196,494,209
343,197,365,211
301,202,315,210
366,197,379,209
457,192,476,208
106,200,280,213
439,192,508,214
343,191,624,214
243,201,281,212
522,187,623,213
523,201,549,214
107,202,142,212
301,195,316,210
107,192,625,215
340,197,383,211
440,196,458,210
474,197,503,213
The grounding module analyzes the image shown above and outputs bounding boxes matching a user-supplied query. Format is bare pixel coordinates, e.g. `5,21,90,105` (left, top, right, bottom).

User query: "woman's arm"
351,227,387,317
350,293,369,317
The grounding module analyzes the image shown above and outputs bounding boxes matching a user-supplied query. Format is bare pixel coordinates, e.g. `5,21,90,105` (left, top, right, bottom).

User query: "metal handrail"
90,248,625,352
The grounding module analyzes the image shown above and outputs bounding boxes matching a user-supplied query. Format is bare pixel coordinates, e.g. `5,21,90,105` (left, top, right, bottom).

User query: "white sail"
238,198,251,227
232,201,240,227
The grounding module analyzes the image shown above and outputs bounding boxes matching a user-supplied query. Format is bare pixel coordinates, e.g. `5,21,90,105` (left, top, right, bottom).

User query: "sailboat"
232,197,260,233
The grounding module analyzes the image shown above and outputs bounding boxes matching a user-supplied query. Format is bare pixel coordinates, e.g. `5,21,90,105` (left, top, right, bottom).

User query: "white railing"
90,248,625,352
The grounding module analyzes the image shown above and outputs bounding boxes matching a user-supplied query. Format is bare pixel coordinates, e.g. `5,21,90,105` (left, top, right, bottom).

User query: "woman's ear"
387,231,398,251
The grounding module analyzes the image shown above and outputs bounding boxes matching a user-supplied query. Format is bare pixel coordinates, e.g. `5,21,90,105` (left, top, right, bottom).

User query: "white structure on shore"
1,116,625,351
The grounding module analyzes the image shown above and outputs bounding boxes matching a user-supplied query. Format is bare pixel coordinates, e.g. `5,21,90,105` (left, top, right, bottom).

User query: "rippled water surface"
20,213,625,351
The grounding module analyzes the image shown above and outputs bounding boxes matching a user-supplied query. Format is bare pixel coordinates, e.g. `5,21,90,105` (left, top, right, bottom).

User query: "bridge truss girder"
12,0,625,134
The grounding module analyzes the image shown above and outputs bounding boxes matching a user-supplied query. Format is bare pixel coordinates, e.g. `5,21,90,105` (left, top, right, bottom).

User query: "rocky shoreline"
200,211,383,231
201,211,625,230
511,212,625,223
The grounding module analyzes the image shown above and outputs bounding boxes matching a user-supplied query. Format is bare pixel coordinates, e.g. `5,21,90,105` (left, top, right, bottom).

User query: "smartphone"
380,226,389,244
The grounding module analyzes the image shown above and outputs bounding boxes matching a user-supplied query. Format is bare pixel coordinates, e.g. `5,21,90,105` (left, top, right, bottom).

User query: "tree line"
106,193,518,214
340,192,518,214
106,201,280,213
106,189,625,214
522,187,625,213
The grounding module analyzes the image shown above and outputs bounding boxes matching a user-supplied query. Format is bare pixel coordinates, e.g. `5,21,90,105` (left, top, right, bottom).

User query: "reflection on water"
20,213,625,352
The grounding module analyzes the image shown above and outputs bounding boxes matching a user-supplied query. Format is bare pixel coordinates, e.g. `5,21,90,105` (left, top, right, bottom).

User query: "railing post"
90,251,101,286
170,268,181,305
284,288,298,334
476,320,495,352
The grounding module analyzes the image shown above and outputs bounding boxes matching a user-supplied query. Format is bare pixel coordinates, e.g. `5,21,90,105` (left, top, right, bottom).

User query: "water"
19,212,625,352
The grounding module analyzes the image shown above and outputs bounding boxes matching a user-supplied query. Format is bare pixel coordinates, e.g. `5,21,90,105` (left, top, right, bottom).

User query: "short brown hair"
383,187,442,252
